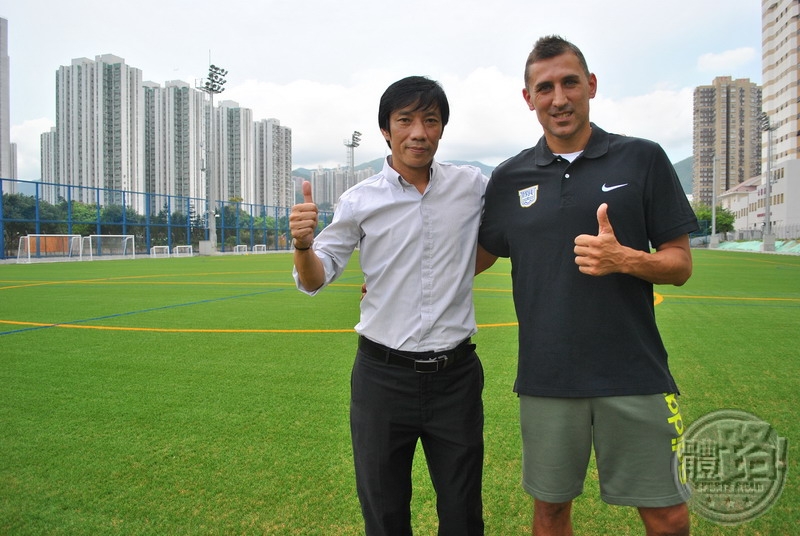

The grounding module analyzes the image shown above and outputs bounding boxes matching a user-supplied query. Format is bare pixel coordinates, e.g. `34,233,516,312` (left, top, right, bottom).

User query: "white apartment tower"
40,128,57,203
54,55,145,210
759,0,800,229
142,80,206,215
254,118,293,208
0,17,16,190
692,77,762,208
215,100,254,204
762,0,799,164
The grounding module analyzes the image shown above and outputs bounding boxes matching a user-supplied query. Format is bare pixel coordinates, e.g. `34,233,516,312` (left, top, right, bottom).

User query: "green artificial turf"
1,250,797,534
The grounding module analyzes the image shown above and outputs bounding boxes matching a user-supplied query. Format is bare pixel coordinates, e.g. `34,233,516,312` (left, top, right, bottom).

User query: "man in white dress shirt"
290,76,488,536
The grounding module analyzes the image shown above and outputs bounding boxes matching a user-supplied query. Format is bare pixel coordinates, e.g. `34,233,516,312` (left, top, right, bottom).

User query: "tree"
692,202,735,234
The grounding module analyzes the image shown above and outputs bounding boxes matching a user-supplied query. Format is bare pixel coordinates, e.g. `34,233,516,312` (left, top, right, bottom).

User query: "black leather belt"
358,336,476,373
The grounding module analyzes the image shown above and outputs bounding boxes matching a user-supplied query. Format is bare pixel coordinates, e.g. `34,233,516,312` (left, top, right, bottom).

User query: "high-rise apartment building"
762,0,799,164
51,55,144,210
254,118,293,208
215,100,254,204
692,76,762,207
142,80,206,215
0,17,16,190
40,128,57,203
41,54,296,216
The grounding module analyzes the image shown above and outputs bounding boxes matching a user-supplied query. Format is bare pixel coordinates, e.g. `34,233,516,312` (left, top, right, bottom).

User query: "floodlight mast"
198,63,228,249
344,131,362,189
759,112,775,252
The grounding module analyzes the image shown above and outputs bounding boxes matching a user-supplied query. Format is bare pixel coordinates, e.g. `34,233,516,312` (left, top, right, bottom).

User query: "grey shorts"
519,394,691,508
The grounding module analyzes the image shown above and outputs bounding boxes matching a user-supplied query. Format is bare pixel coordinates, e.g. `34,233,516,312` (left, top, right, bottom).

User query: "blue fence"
1,178,333,260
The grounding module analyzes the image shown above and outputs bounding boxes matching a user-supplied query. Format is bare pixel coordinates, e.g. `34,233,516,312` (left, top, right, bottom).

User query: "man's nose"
409,118,427,138
552,84,568,107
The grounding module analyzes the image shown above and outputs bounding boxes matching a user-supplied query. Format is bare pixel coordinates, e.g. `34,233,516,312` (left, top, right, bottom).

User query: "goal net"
17,234,82,263
150,245,170,258
252,244,267,253
233,244,248,254
172,245,193,257
82,235,135,260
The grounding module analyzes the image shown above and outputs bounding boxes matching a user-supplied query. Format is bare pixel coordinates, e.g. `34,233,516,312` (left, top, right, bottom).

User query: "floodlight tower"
198,63,228,248
759,112,776,252
344,131,362,189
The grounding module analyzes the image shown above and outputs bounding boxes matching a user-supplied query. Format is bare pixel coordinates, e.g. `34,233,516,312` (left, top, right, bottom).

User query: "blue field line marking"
0,288,287,337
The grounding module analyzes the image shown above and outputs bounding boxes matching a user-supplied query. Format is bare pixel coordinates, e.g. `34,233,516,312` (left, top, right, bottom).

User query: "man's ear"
588,73,598,99
522,88,535,111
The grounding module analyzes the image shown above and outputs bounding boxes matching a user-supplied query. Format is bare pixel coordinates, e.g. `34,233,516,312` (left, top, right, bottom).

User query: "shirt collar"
534,123,609,165
383,156,438,190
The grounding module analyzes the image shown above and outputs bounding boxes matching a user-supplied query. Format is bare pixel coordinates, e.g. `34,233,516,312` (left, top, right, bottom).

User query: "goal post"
150,245,170,258
83,235,135,260
233,244,248,254
252,244,267,254
172,245,193,257
17,234,82,263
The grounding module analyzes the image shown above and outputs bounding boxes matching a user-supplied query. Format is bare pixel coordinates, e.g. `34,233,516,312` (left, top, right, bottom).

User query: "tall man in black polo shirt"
478,36,698,536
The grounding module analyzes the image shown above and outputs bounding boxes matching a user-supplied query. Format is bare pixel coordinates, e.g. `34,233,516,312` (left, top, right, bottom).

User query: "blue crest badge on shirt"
518,185,538,208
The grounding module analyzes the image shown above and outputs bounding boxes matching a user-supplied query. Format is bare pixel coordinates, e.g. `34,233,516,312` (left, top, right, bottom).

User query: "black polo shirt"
479,124,698,397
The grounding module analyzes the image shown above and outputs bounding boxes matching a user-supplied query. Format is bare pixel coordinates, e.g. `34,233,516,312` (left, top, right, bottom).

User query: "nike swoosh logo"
601,183,628,192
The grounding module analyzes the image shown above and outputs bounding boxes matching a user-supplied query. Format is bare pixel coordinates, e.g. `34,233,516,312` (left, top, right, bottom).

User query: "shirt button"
564,173,570,179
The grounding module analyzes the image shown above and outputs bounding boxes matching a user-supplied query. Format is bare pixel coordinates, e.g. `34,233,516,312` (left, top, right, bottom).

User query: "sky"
3,0,763,181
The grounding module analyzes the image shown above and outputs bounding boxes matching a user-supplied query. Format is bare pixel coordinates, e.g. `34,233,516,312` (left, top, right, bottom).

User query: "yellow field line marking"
2,292,795,335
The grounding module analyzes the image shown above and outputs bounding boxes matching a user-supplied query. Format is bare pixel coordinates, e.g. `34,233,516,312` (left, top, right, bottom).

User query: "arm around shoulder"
475,244,498,276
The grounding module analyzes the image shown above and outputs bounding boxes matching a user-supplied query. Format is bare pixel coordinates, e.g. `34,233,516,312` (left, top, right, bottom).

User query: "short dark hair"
524,35,590,88
378,76,450,147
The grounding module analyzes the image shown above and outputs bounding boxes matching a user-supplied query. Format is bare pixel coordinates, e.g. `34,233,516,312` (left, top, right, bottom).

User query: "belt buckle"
415,354,448,373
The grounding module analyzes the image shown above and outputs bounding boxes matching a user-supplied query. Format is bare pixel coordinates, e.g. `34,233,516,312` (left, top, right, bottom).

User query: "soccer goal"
233,244,248,255
172,245,193,257
83,235,135,261
17,234,82,263
252,244,267,254
150,245,170,258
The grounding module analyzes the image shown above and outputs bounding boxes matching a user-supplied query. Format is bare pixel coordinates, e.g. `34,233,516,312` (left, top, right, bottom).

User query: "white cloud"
592,88,695,161
697,48,758,74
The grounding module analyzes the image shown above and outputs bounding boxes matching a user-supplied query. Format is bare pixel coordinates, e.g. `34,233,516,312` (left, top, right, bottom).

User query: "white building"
755,0,800,236
215,100,254,205
142,80,206,216
0,17,17,189
50,54,145,211
254,118,293,208
721,159,800,235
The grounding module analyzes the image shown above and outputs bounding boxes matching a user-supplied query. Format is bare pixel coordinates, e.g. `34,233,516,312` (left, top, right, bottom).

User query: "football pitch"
1,249,797,535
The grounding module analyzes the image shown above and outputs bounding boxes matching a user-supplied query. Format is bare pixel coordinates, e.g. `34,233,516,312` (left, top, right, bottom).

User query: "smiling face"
522,51,597,154
381,102,443,184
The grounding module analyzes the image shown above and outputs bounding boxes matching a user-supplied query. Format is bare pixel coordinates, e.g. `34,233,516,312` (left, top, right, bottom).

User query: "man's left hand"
573,203,626,276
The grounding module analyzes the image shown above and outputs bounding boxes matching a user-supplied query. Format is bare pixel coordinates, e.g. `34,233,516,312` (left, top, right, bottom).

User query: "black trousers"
350,345,485,536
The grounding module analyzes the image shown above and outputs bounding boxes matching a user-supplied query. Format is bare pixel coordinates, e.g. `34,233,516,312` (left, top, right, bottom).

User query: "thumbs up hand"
289,181,319,249
573,203,625,276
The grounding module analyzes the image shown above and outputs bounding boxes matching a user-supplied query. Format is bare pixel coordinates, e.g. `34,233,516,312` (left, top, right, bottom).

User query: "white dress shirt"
294,157,488,352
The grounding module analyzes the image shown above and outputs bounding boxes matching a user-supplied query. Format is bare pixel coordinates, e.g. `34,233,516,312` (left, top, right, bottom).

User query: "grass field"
1,249,798,535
